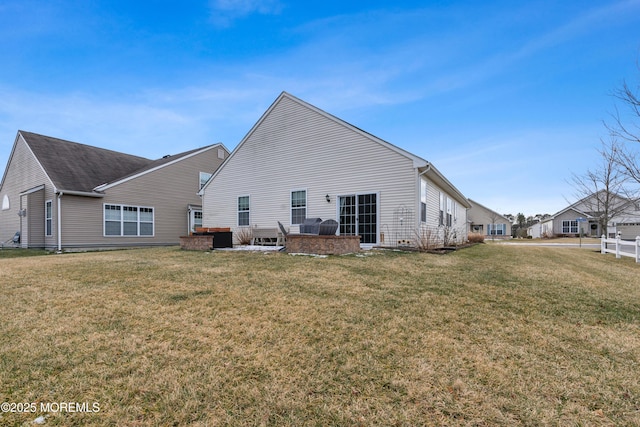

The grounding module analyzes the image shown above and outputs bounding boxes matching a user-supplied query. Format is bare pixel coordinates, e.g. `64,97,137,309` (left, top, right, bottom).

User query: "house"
467,199,512,238
530,191,640,239
0,131,229,250
200,92,471,248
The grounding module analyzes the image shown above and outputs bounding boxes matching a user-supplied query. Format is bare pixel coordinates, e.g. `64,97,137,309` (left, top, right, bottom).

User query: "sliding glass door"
338,193,378,244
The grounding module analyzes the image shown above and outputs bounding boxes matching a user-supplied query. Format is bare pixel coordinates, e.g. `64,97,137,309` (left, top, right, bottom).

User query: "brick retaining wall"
180,235,213,251
286,234,360,255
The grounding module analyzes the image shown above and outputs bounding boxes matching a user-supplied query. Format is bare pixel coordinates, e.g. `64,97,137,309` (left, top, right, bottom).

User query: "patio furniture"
300,218,322,234
277,221,289,246
318,219,339,236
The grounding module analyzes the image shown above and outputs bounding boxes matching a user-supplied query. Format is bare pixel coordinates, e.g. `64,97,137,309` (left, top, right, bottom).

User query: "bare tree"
606,75,640,183
568,138,639,236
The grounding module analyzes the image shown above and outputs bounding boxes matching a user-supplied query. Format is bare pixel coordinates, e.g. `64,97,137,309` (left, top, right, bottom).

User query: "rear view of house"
0,131,228,250
200,92,470,248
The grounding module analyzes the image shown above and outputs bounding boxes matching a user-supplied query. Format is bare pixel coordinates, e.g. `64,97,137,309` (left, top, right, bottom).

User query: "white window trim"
237,195,250,227
290,189,307,225
562,220,578,234
199,172,212,190
45,200,53,237
488,223,506,235
103,203,155,237
420,179,427,223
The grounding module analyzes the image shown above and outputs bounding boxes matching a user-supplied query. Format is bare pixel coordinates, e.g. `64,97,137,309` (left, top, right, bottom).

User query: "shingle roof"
20,131,154,193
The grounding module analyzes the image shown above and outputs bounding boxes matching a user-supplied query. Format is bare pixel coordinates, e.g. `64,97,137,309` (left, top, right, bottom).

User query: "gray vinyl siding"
421,178,468,242
203,95,416,243
0,134,56,247
468,200,512,237
203,94,468,245
553,209,582,236
58,147,226,248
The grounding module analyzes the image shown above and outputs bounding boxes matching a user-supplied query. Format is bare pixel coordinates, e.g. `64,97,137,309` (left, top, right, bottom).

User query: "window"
488,223,506,235
446,197,453,227
291,190,306,224
420,180,427,223
562,220,578,234
104,204,154,236
45,200,52,236
199,172,212,190
439,192,444,226
238,196,250,226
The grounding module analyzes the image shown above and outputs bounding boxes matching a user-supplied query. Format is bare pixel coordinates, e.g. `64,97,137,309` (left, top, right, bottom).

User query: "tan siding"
0,135,56,247
203,95,466,245
468,201,512,236
59,147,227,248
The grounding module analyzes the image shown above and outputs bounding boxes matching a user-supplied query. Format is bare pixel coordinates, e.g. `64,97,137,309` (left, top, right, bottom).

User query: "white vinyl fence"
601,234,640,263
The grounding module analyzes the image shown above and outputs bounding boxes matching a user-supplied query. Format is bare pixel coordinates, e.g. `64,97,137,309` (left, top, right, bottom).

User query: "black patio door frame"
338,193,378,245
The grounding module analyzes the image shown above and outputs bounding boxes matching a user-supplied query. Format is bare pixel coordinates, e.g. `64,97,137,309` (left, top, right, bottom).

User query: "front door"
338,193,378,244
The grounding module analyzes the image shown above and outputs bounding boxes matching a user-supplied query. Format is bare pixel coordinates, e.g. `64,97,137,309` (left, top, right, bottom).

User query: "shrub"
234,227,253,245
414,227,440,251
468,232,485,243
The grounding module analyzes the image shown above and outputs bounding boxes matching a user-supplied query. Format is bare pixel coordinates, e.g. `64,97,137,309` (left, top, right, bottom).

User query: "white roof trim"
1,132,55,192
19,184,45,196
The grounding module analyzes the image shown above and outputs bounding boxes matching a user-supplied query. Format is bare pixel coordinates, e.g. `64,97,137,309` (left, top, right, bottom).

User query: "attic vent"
163,155,171,159
1,195,9,210
217,148,225,159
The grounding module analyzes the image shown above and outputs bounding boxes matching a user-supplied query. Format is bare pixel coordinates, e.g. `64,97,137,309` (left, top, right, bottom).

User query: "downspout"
57,191,63,252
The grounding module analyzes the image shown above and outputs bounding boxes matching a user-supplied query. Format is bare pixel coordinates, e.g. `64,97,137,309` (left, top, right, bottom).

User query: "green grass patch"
0,245,638,426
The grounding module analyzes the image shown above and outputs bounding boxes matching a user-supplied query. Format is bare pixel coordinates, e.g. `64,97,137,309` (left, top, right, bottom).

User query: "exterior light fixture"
325,194,331,203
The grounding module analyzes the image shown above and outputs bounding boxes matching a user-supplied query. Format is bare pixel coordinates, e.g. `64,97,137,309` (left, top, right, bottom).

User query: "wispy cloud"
208,0,283,28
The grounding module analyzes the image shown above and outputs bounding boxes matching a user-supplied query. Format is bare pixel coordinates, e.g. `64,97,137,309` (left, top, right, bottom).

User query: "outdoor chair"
318,219,339,236
300,218,322,234
277,221,289,250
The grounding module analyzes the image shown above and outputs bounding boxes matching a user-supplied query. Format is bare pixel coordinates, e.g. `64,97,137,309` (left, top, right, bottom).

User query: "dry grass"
0,245,639,426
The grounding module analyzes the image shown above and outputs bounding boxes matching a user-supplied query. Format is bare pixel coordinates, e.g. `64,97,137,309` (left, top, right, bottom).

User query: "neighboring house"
0,131,229,250
200,92,471,248
527,221,543,239
467,198,512,238
532,191,640,239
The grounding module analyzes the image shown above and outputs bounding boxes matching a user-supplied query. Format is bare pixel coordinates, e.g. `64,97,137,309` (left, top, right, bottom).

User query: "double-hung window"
439,192,444,226
104,204,154,236
562,220,578,234
238,196,250,226
291,190,306,224
488,223,506,235
420,180,427,223
45,200,52,236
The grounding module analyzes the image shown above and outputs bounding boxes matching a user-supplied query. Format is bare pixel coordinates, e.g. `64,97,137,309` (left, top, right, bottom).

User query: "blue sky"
1,0,639,216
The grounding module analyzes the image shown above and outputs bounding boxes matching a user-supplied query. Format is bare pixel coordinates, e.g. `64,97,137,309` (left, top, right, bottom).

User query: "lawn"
0,245,638,426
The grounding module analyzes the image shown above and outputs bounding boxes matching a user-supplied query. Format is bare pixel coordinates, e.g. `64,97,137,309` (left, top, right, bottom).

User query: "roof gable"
20,131,153,193
201,91,469,207
468,198,509,221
